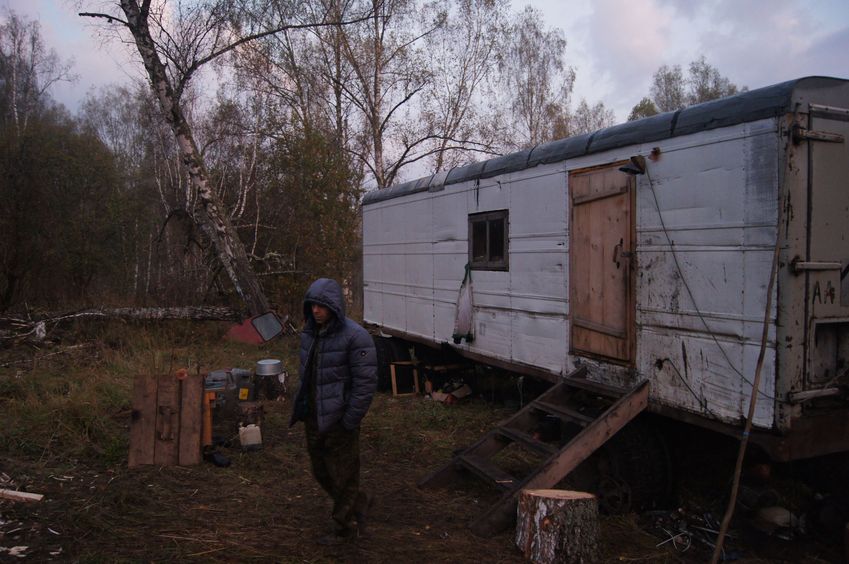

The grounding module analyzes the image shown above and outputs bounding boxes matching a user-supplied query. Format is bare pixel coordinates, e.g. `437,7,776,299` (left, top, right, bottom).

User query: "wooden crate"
128,373,203,467
390,361,420,396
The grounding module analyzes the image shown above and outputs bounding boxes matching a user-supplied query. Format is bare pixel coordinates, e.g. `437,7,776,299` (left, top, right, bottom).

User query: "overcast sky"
4,0,849,123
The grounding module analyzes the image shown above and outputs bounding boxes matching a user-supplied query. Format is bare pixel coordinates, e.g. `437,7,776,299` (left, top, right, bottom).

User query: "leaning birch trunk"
119,0,270,316
516,489,599,564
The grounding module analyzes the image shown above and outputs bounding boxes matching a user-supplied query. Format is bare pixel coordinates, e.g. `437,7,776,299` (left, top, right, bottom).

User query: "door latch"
612,239,632,269
792,123,845,144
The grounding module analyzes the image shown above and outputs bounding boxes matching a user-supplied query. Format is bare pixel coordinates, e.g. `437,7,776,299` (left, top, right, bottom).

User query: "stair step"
418,366,650,539
561,375,626,398
456,454,516,490
533,400,594,426
496,427,558,456
469,380,650,537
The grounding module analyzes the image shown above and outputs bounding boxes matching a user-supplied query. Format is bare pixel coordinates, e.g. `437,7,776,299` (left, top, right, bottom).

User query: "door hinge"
792,123,845,144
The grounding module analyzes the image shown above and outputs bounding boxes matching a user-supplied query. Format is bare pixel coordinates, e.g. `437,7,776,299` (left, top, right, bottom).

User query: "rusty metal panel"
806,110,849,379
634,119,781,427
362,80,849,441
775,100,849,431
512,313,569,374
433,186,470,343
363,192,434,340
367,162,574,375
362,205,384,327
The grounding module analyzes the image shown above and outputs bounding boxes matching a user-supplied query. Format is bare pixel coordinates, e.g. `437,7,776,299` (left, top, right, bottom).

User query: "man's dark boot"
317,524,354,546
355,491,375,538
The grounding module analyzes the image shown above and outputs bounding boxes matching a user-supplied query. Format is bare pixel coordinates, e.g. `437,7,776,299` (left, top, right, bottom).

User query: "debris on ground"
427,379,473,404
643,507,739,559
2,324,848,562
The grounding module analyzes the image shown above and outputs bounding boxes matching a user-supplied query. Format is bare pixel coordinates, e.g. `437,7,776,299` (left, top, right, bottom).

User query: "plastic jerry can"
239,424,262,451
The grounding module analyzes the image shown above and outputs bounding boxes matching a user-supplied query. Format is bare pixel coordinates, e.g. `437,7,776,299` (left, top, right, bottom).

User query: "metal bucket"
255,359,287,400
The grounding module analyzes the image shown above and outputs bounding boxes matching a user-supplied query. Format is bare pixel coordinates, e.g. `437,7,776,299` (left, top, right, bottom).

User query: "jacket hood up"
303,278,346,329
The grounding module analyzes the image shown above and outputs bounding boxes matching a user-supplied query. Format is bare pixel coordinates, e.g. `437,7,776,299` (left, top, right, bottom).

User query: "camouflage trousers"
304,419,368,531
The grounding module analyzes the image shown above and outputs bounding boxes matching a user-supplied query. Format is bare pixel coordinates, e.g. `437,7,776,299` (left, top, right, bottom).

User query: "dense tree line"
0,4,742,315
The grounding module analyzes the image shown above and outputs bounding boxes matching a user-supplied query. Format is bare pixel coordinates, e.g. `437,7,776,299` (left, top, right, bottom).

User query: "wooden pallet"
418,366,649,537
128,373,203,467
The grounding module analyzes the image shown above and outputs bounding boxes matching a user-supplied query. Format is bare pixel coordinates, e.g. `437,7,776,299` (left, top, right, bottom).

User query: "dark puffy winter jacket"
289,278,377,434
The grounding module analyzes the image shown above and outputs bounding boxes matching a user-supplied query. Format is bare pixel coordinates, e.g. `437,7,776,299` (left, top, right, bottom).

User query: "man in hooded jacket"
290,278,378,544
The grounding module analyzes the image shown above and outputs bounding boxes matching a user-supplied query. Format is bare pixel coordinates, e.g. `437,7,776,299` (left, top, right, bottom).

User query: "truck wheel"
600,419,674,512
564,418,674,514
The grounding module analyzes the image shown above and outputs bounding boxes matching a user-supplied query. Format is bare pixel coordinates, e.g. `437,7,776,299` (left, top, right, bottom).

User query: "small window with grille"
468,210,508,270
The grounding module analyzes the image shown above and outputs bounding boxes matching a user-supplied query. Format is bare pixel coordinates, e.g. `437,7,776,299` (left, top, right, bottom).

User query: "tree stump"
515,489,599,564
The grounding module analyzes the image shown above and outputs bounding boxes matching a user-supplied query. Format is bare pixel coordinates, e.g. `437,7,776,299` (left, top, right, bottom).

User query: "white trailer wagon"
362,77,849,501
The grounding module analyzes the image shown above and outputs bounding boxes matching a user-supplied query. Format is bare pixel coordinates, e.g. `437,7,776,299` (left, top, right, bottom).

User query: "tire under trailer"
564,417,675,514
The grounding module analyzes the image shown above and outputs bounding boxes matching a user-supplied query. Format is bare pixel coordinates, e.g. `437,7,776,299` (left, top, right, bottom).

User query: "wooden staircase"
418,367,649,537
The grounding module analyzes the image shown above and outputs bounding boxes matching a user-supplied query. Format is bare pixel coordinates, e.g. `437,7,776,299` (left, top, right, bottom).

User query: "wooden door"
569,163,635,363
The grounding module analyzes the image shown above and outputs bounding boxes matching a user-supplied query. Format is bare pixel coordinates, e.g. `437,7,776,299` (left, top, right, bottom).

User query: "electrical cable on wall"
640,155,787,562
643,167,786,405
658,357,722,420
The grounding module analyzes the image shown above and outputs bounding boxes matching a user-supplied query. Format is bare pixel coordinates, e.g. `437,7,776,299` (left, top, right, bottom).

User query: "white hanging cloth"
452,263,475,344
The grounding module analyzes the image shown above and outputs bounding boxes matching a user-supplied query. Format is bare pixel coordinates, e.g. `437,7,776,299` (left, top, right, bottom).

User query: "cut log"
516,489,599,564
0,489,44,503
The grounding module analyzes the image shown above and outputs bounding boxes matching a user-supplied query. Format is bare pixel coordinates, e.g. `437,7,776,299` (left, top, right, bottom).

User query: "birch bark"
119,0,270,316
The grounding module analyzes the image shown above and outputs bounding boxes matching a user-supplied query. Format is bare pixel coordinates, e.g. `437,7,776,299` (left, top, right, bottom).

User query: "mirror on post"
251,312,284,342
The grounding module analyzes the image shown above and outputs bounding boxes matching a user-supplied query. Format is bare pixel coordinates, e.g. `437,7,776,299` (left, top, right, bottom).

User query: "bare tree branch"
78,12,130,27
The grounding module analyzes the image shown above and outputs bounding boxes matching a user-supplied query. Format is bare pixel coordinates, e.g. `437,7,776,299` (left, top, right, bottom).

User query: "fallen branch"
0,489,44,503
0,306,244,342
51,306,243,322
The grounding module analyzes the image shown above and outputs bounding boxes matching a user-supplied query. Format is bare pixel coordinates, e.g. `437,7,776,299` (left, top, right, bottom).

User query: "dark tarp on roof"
445,160,487,185
363,77,847,206
480,149,532,179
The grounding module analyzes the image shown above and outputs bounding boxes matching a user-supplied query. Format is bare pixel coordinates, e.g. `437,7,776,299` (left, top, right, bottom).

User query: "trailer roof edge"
362,76,847,206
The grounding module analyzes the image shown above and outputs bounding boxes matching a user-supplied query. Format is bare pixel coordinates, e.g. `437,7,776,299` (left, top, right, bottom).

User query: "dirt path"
2,395,527,562
0,327,845,562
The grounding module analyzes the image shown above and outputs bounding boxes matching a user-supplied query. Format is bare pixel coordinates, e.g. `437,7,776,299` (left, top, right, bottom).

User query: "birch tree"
0,12,74,136
499,5,574,150
79,0,370,315
650,64,686,112
687,56,741,104
332,0,439,188
571,98,615,135
627,96,658,121
634,57,744,117
419,0,506,171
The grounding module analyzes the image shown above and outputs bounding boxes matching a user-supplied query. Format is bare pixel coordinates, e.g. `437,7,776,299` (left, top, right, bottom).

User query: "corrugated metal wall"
363,118,781,428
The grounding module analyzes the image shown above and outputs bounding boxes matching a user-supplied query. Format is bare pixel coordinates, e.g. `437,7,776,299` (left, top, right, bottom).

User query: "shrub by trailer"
362,76,849,463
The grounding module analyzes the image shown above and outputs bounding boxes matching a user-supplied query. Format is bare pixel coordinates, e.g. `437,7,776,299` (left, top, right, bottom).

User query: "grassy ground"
0,321,844,562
